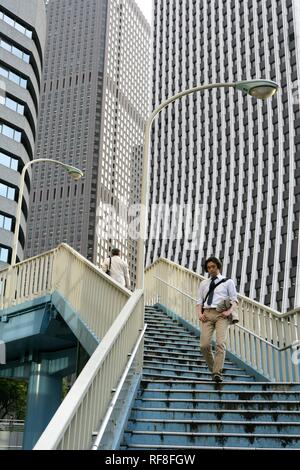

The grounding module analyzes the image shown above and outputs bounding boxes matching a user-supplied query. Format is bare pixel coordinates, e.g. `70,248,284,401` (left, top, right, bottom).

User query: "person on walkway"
101,247,131,290
196,256,238,383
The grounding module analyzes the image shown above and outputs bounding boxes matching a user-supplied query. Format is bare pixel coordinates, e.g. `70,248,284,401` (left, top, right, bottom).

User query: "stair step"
122,443,299,450
139,389,300,400
144,339,207,351
145,324,196,334
143,360,247,375
126,418,300,434
121,305,300,450
145,331,199,342
143,354,241,370
131,407,300,422
145,322,189,330
144,354,244,372
145,338,200,347
134,398,300,411
140,380,300,391
142,369,254,382
123,430,300,448
143,348,235,365
144,337,200,355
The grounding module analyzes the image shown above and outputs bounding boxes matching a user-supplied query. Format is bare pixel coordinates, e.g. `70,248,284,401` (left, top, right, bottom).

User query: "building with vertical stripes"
25,0,150,288
146,0,300,312
0,0,46,266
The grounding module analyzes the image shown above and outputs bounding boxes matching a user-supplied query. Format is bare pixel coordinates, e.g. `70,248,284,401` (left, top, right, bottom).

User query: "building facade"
146,0,300,312
25,0,150,287
0,0,46,265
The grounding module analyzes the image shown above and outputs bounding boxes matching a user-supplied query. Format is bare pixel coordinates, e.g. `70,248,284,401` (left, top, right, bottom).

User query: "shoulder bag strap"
203,278,228,305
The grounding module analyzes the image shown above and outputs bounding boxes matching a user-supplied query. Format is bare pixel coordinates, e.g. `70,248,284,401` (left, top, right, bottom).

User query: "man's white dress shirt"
101,256,131,289
196,274,238,308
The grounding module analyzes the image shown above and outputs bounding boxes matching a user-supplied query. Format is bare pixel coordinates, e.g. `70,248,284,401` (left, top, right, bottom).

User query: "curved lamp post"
11,158,84,266
136,79,279,289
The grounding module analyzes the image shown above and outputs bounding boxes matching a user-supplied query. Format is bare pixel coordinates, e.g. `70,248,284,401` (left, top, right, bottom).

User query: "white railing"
92,324,147,450
34,289,144,450
145,258,300,382
0,243,131,340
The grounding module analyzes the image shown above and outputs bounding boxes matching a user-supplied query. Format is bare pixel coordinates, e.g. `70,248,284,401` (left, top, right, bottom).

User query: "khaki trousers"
200,308,230,375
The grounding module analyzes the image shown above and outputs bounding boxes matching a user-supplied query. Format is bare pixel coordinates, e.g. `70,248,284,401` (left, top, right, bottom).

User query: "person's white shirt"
101,255,131,289
196,274,237,308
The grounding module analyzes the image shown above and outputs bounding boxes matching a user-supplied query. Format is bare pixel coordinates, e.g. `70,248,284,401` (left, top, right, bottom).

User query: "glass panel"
25,30,32,39
10,158,18,170
4,217,12,231
0,40,11,52
3,15,14,26
20,78,27,88
12,46,22,59
14,130,21,142
23,53,30,63
2,125,14,139
15,23,26,35
0,215,3,228
0,183,7,197
9,71,19,84
5,97,17,112
7,187,15,200
0,247,9,262
0,66,8,78
0,152,11,168
17,103,24,114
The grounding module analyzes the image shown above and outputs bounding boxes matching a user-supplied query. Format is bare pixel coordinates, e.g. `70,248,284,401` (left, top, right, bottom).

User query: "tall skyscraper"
0,0,46,265
146,0,300,313
25,0,150,287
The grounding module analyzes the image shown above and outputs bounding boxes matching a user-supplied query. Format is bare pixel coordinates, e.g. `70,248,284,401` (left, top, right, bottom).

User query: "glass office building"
146,0,300,312
26,0,150,288
0,0,46,265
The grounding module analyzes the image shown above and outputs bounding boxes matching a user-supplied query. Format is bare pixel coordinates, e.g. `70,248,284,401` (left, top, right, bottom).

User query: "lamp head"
235,79,279,100
66,166,84,181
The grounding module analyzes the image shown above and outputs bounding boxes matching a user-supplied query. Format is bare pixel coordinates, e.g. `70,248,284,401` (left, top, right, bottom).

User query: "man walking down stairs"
121,305,300,450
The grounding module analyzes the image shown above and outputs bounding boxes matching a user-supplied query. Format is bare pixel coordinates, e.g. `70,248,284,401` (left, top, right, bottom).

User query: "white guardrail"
34,289,144,450
0,243,131,340
145,258,300,382
0,244,145,449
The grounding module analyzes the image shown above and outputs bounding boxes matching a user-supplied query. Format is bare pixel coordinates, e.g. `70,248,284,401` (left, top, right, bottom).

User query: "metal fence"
145,258,300,382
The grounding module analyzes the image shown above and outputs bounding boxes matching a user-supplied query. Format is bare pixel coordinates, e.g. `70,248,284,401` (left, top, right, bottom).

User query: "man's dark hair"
111,248,120,256
204,256,222,272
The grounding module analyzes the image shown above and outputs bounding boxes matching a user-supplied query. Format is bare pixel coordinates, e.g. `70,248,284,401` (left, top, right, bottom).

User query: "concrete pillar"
23,362,62,449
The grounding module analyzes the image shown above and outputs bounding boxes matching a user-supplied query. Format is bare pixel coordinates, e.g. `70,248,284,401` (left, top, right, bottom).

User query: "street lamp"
11,158,84,266
136,79,279,289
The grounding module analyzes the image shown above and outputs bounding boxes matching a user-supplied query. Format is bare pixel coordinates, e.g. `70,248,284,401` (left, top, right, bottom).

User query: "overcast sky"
135,0,153,24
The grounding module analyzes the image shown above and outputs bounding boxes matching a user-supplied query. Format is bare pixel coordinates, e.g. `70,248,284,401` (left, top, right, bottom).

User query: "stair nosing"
143,363,251,377
125,430,300,438
137,397,300,404
128,418,300,426
132,406,300,415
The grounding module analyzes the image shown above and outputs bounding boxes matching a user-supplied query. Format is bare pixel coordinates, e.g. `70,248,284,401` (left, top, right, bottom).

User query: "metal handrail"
153,275,297,351
91,325,147,450
34,289,144,450
147,257,297,318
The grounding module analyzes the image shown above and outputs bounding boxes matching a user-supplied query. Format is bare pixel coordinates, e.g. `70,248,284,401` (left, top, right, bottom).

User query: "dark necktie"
207,277,217,305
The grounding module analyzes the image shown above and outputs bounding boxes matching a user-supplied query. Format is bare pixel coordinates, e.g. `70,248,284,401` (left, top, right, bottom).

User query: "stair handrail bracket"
145,258,300,382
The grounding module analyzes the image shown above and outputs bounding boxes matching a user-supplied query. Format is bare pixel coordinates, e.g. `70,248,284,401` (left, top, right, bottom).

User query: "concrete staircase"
121,305,300,449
